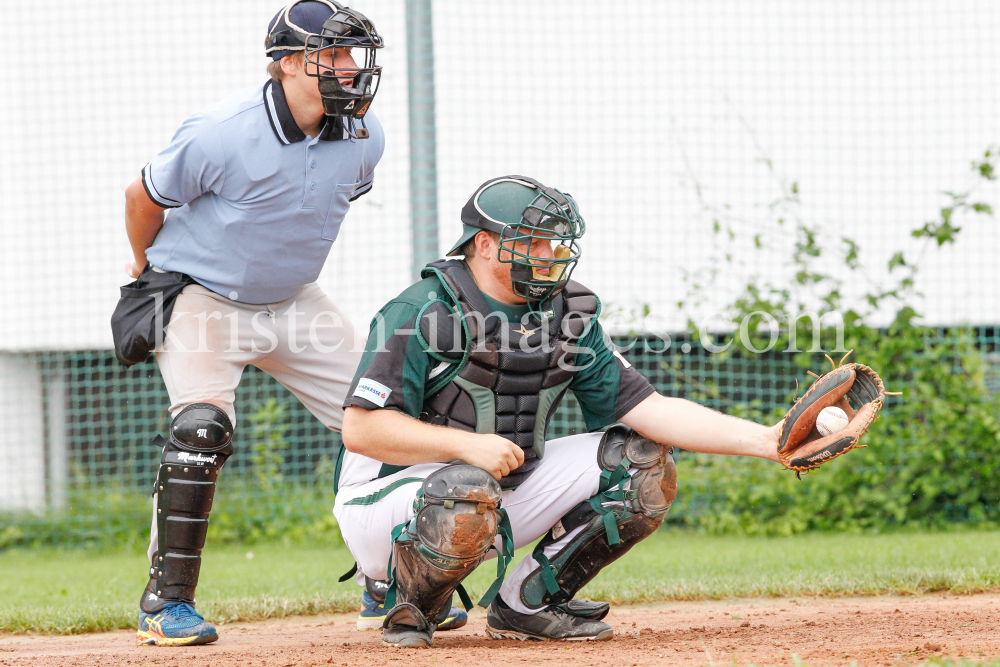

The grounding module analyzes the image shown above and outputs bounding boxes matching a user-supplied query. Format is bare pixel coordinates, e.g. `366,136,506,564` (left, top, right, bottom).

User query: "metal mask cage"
304,41,382,94
303,8,383,132
304,43,382,98
491,190,586,306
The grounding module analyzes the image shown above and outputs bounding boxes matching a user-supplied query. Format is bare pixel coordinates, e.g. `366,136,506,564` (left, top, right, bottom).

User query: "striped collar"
263,79,345,145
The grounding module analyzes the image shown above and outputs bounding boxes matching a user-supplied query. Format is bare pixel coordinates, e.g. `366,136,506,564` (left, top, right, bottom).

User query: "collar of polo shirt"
263,79,346,145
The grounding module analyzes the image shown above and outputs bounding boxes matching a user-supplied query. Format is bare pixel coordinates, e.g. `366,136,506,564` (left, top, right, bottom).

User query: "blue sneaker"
137,602,219,646
356,590,468,631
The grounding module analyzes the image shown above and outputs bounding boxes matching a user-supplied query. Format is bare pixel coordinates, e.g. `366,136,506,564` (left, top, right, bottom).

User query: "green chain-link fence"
3,326,997,548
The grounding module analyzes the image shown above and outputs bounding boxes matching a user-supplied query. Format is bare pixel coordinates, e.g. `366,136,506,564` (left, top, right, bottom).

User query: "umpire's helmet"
266,1,383,137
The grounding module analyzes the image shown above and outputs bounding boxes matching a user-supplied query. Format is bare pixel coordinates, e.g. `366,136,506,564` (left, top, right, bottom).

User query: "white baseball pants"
333,432,609,615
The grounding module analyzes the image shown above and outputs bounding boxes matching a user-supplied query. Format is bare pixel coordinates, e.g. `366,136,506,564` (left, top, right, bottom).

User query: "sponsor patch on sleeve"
353,378,392,407
613,349,632,369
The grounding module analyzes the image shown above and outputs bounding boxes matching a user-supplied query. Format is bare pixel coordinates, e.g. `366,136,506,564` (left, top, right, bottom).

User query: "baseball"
816,406,849,436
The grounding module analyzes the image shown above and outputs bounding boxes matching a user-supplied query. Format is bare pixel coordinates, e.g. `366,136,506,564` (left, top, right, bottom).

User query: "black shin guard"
520,425,677,610
141,404,233,613
520,505,661,609
387,465,503,627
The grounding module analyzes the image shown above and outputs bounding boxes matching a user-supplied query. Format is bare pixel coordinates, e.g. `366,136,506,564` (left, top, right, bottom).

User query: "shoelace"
161,603,201,622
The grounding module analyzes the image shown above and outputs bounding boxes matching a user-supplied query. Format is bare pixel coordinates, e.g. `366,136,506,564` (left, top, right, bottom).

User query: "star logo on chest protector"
514,324,538,337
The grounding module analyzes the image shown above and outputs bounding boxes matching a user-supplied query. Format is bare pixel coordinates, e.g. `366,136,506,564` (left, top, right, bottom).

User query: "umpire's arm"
124,177,166,278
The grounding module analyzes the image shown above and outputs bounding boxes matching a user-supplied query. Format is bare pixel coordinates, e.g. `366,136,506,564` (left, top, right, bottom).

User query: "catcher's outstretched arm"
620,393,781,461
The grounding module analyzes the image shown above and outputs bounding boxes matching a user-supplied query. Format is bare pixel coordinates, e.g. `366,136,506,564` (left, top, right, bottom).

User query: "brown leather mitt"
777,355,887,475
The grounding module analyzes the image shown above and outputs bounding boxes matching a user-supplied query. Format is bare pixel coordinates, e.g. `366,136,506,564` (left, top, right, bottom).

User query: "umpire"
120,1,384,647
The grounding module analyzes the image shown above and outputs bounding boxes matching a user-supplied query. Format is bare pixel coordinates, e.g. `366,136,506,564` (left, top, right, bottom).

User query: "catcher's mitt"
777,351,895,475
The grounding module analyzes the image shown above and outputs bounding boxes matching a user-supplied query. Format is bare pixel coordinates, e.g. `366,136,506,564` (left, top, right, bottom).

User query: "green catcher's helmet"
449,175,585,310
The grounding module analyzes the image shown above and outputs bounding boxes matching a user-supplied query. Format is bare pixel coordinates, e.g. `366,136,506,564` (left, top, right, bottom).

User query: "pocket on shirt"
322,182,357,241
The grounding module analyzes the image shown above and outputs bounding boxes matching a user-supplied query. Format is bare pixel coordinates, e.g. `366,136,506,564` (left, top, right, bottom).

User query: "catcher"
335,175,885,647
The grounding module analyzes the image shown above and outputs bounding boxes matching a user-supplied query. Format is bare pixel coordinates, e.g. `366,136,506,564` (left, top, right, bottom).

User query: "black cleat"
486,595,614,642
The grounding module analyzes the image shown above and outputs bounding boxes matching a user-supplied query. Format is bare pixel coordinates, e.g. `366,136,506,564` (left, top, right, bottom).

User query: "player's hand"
465,434,525,480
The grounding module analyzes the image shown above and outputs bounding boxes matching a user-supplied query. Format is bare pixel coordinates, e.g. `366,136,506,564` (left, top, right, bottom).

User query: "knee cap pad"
142,403,233,613
415,464,502,565
170,403,234,454
598,424,676,516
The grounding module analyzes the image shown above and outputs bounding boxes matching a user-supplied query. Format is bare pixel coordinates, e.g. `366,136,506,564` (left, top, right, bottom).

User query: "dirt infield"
3,594,999,666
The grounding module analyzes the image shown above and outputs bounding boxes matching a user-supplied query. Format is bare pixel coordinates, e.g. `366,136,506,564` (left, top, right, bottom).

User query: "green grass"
582,528,1000,605
2,529,999,635
0,486,341,550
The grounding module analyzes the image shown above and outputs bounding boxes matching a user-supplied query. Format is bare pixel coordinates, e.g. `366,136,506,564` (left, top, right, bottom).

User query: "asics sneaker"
136,602,219,646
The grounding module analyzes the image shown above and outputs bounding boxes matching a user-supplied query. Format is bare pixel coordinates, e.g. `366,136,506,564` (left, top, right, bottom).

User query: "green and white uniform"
333,259,654,615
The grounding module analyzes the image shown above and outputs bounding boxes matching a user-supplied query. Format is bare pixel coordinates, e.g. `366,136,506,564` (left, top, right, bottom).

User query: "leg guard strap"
476,508,514,607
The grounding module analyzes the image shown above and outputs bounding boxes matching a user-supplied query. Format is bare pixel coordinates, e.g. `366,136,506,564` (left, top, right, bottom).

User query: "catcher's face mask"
304,6,383,138
467,177,585,312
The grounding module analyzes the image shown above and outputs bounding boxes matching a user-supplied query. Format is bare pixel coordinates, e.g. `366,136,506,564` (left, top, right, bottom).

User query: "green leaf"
936,223,961,245
912,222,962,246
842,237,860,269
888,252,907,272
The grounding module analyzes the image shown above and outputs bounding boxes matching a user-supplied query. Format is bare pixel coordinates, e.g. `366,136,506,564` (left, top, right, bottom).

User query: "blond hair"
266,52,305,82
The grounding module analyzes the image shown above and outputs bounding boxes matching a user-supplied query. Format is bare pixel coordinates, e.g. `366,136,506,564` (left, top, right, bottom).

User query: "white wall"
0,355,46,510
0,1,998,352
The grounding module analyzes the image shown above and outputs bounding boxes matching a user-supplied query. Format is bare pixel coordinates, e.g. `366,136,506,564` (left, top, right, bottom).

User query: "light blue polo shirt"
142,79,384,304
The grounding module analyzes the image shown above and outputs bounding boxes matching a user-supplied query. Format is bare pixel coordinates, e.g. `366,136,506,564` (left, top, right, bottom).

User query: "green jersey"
340,269,653,487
